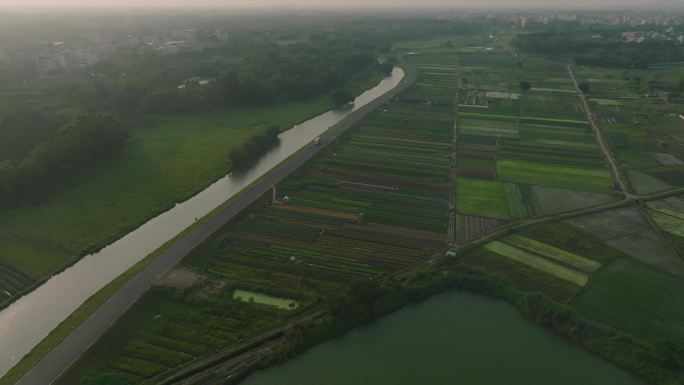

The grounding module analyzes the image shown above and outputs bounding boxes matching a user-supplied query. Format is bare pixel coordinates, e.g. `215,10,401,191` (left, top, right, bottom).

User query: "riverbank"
233,263,677,385
5,65,412,385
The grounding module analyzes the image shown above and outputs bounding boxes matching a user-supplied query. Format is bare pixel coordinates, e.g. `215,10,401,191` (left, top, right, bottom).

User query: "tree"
578,82,590,94
330,89,354,106
519,81,531,91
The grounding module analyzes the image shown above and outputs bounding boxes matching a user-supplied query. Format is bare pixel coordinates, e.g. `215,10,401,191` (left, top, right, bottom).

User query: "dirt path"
567,65,632,197
448,58,460,245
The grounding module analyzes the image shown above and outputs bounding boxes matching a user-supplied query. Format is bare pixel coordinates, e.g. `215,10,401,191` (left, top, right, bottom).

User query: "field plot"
527,185,613,216
453,52,614,244
578,65,684,193
58,53,457,385
456,178,510,219
572,257,684,345
566,206,684,279
462,221,627,302
483,241,588,286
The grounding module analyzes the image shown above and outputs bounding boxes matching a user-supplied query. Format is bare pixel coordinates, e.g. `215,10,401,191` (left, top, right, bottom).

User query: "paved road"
17,63,417,385
568,65,631,196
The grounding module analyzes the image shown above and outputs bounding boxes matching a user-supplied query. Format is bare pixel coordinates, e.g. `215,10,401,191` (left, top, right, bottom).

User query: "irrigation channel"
241,292,645,385
0,67,407,379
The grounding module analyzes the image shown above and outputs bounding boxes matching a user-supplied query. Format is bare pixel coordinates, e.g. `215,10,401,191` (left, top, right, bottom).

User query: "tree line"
513,32,684,69
0,113,126,205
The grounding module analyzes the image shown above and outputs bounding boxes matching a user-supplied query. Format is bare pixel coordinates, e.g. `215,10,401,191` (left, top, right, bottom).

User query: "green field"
483,241,589,286
497,159,612,193
572,257,684,345
456,178,510,219
503,234,601,273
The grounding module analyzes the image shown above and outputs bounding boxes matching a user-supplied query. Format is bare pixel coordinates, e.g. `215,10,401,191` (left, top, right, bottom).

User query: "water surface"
242,292,643,385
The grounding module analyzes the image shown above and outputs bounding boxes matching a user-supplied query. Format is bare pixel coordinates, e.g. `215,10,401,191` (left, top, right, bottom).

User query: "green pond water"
241,292,644,385
233,289,298,310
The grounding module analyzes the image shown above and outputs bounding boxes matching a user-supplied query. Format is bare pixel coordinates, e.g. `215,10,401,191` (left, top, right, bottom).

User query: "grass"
572,257,684,345
483,241,589,286
0,233,66,279
456,178,510,219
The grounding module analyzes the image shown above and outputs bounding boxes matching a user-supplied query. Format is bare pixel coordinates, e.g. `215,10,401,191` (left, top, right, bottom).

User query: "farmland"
19,29,684,385
454,51,616,242
462,222,613,301
54,52,458,385
574,62,684,194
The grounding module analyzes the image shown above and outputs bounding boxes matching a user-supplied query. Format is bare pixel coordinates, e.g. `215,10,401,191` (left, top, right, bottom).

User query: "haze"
1,0,683,9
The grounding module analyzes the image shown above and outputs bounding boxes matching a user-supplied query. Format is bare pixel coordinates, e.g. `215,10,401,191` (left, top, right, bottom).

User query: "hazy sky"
0,0,682,9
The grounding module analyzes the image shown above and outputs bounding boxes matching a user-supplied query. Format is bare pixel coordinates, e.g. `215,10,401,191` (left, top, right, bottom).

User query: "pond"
241,292,644,385
233,289,298,310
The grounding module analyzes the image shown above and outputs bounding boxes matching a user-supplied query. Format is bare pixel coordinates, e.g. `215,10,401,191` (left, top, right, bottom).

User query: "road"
16,62,417,385
568,65,631,196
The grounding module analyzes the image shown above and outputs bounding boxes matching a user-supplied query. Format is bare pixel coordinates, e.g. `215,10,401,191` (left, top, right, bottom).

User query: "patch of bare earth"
155,268,202,289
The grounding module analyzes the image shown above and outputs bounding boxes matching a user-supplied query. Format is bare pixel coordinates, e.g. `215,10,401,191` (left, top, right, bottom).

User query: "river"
242,292,644,385
0,67,405,377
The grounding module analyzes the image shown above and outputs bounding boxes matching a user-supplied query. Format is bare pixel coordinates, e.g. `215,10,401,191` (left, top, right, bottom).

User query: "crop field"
576,63,684,193
452,52,615,243
461,220,634,302
461,222,614,301
565,205,684,278
572,257,684,345
483,241,589,286
58,53,458,385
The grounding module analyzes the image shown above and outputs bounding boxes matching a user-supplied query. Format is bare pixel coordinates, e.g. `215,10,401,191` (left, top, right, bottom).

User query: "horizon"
0,0,684,11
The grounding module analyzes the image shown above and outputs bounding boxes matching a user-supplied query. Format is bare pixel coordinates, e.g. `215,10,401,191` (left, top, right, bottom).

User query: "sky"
0,0,682,9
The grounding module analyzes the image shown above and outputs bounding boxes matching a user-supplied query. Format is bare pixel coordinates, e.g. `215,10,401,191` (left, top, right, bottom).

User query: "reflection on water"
0,67,405,377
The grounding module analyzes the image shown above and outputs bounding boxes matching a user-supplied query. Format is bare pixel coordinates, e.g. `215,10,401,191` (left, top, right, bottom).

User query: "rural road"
568,65,631,196
16,62,417,385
